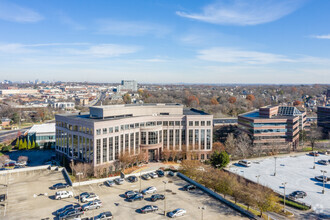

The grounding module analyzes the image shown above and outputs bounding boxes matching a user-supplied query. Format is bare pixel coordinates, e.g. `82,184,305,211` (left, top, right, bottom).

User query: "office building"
27,123,56,148
238,106,300,150
317,106,330,136
55,104,213,169
118,80,138,92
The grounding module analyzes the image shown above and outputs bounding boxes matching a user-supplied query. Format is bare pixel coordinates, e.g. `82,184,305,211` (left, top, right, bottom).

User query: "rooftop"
28,123,55,134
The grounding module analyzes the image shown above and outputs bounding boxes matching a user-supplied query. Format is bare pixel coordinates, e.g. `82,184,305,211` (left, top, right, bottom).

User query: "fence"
176,172,259,220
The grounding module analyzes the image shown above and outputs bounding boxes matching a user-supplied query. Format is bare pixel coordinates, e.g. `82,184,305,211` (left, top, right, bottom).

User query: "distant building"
317,106,330,136
118,80,137,92
55,104,213,170
0,118,11,129
0,89,39,95
27,123,56,148
75,97,89,106
238,106,301,151
50,101,75,110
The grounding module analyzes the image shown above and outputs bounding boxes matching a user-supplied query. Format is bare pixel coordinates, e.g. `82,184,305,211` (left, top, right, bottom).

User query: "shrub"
2,145,12,152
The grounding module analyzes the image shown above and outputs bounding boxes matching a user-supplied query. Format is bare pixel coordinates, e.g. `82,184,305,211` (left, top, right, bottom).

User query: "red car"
309,152,319,157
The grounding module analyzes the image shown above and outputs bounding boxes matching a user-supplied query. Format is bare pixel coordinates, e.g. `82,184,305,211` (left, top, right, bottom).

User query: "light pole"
256,175,260,184
140,169,142,192
274,157,277,176
321,170,327,194
282,182,287,212
163,181,168,217
313,153,316,169
76,172,83,202
198,206,206,220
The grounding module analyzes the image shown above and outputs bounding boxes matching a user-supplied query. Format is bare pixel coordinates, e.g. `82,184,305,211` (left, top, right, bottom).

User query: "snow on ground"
228,154,330,216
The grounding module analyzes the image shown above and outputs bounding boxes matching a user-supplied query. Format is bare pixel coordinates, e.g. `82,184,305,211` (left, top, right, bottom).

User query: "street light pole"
76,172,83,202
140,169,142,192
282,182,287,212
163,181,168,217
321,170,327,194
198,206,205,220
274,157,277,176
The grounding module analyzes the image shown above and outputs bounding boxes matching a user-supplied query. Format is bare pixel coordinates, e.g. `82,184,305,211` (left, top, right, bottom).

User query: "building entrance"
148,149,156,162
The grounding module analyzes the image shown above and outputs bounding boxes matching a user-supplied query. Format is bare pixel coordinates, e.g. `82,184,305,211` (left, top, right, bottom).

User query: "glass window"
135,123,139,128
109,127,113,133
130,133,134,154
169,130,174,149
163,130,168,148
120,135,124,155
175,129,180,149
121,125,124,131
135,132,139,154
189,129,193,149
181,129,186,146
163,121,168,126
115,136,119,160
148,131,158,145
207,121,211,126
115,126,119,132
201,121,205,126
206,129,211,150
189,121,193,126
125,134,129,153
140,122,145,127
169,121,174,126
195,121,199,126
103,128,107,134
96,139,101,164
195,129,199,149
96,129,101,135
130,124,134,129
103,138,107,163
175,121,180,126
201,129,205,150
141,132,146,145
125,124,129,130
109,137,113,161
157,121,162,125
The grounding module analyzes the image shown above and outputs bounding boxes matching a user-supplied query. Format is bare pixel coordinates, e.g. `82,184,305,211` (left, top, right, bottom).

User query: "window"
157,121,162,125
96,139,101,164
103,128,107,134
181,121,186,126
115,136,119,160
148,131,158,145
169,121,174,126
195,121,199,126
141,132,146,145
120,135,124,155
207,121,211,126
175,121,180,126
109,127,113,133
189,121,193,126
96,129,101,135
201,154,205,160
130,124,134,129
125,134,129,153
163,121,168,126
181,129,186,146
135,123,139,128
103,138,107,163
125,124,129,130
189,130,193,149
201,129,205,150
169,130,174,149
115,126,119,132
194,129,199,149
206,129,211,150
121,125,124,131
135,132,139,154
163,130,168,148
130,133,134,154
201,121,205,126
140,122,145,127
159,130,162,143
175,129,180,149
109,137,113,161
146,121,155,127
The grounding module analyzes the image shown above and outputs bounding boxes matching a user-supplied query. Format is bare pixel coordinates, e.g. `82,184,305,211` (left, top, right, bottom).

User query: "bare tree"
236,133,252,158
307,125,323,151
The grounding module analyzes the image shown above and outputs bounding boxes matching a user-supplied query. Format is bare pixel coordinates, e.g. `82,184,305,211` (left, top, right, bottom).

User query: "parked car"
80,192,95,200
142,186,157,194
142,174,151,180
315,175,330,182
167,208,186,218
57,204,82,216
140,205,159,214
318,160,329,165
81,193,99,203
149,172,158,178
114,178,124,185
127,193,144,202
183,184,196,191
94,211,113,220
150,194,165,201
288,191,307,199
168,171,174,176
309,152,319,157
127,176,138,183
0,194,6,202
82,200,102,211
105,180,115,187
59,209,84,220
125,190,139,198
55,191,73,200
4,161,16,167
238,160,252,167
156,170,165,177
51,183,69,190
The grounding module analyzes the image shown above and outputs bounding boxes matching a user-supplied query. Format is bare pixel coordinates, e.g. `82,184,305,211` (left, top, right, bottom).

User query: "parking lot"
228,154,330,216
1,168,248,220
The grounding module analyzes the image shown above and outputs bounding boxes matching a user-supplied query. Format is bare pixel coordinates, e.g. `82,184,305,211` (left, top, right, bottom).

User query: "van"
238,160,252,167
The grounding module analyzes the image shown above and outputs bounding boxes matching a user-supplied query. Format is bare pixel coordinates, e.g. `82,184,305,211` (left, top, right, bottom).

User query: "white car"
238,160,251,167
142,186,157,195
55,191,73,200
168,208,186,218
81,194,99,203
114,178,124,185
149,172,158,178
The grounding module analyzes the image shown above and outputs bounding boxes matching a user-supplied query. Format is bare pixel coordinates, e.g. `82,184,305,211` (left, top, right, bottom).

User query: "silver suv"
82,200,102,211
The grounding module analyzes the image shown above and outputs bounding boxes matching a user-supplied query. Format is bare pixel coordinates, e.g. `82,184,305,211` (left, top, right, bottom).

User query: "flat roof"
28,123,55,134
240,110,295,119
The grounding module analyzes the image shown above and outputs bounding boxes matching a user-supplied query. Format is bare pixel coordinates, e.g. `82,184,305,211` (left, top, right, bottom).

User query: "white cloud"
176,0,305,25
311,34,330,39
0,43,89,54
97,20,170,36
58,12,85,30
65,44,140,57
197,47,293,64
0,1,43,23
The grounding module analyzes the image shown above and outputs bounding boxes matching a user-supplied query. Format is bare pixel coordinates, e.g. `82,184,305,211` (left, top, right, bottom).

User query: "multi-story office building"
238,106,300,150
118,80,138,92
317,106,330,136
55,104,213,169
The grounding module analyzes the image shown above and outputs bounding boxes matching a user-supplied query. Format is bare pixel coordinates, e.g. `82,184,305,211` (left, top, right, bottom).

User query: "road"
0,128,29,143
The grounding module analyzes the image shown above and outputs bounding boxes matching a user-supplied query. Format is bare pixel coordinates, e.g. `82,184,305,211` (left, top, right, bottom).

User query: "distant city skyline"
0,0,330,84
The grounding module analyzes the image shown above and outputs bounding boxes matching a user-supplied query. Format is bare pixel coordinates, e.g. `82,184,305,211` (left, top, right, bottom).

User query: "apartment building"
55,104,213,169
238,106,301,150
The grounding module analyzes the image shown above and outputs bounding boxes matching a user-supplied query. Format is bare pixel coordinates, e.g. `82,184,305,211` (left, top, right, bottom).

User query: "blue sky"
0,0,330,84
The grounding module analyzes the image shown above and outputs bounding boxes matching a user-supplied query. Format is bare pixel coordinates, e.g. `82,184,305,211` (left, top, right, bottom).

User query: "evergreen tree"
31,141,36,149
22,139,27,150
19,139,23,150
15,138,20,149
210,150,230,169
27,141,32,150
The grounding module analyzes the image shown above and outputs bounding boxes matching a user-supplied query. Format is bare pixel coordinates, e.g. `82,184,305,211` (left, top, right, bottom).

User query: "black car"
127,193,144,202
59,209,84,220
183,184,196,191
0,194,6,202
315,175,330,182
56,204,82,216
140,205,159,214
94,211,113,220
156,170,165,177
288,191,307,199
125,190,138,198
127,176,138,183
151,194,165,201
51,183,69,190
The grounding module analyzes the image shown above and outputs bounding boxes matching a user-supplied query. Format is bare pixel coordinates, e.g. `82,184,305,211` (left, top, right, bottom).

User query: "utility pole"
198,206,205,220
163,181,168,217
274,157,277,176
321,170,327,194
282,182,287,212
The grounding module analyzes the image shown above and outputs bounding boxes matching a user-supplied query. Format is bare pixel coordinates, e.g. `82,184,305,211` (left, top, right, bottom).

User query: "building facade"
317,106,330,137
55,104,213,168
238,106,300,150
118,80,138,92
27,123,56,147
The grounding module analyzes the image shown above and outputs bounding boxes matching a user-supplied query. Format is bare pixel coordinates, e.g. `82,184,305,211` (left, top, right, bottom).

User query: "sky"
0,0,330,84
